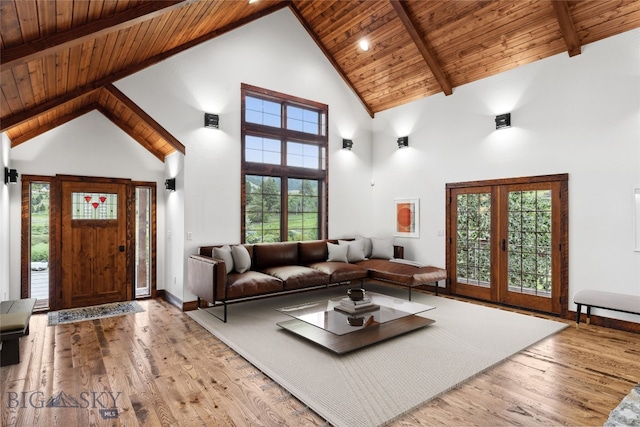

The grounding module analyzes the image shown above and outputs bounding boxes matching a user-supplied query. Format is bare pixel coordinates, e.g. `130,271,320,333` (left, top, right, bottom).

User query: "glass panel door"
500,182,561,313
507,189,552,297
451,186,495,301
448,175,567,315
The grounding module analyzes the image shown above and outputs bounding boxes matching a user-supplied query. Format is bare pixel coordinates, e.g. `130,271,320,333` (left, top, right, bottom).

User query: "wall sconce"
495,113,511,129
4,167,18,185
204,113,219,129
165,178,176,192
397,136,409,149
342,139,353,150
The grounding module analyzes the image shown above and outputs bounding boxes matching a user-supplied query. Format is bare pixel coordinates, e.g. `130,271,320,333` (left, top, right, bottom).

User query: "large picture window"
241,84,328,243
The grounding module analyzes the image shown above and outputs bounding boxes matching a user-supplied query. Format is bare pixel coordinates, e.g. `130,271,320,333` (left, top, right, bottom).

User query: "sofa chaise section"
357,259,447,298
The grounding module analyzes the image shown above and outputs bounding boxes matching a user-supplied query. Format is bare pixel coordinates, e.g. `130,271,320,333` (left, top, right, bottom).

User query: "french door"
446,175,568,315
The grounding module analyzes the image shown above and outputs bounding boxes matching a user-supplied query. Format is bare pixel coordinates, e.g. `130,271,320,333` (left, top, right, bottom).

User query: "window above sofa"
241,84,328,244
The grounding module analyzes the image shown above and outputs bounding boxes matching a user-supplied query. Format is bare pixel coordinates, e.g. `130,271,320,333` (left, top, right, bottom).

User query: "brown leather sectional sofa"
187,239,446,322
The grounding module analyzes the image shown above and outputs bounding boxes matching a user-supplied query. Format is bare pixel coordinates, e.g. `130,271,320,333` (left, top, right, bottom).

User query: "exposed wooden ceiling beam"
288,3,375,118
389,0,452,96
1,0,189,69
103,84,185,156
551,0,581,57
10,104,98,148
0,84,97,132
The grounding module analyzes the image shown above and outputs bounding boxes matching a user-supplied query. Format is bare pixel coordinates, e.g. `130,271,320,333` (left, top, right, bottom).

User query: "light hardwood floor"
1,295,638,426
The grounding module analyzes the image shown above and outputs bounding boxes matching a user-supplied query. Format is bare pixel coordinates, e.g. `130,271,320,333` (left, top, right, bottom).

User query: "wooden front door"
61,180,130,309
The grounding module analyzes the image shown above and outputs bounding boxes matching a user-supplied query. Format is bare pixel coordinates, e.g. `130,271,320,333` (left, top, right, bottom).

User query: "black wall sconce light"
495,113,511,129
165,178,176,192
397,136,409,149
4,167,18,185
342,139,353,150
204,113,219,129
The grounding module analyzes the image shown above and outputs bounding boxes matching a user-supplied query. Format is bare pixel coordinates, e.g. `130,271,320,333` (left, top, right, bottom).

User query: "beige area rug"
188,283,567,427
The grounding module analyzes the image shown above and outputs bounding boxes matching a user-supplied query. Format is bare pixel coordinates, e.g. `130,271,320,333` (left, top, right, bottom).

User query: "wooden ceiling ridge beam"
551,0,582,57
9,103,99,148
103,84,185,156
288,2,375,118
1,0,190,69
389,0,452,96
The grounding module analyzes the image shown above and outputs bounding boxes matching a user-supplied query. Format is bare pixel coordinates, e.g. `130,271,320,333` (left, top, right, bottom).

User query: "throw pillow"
354,235,372,258
371,237,394,259
338,239,367,262
213,244,234,274
231,245,252,273
326,242,349,263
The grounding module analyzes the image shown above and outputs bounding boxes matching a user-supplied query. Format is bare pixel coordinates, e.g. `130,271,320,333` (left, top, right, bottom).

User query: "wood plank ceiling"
1,0,639,160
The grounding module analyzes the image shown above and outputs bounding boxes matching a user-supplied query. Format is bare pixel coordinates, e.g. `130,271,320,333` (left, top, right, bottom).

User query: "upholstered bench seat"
0,312,32,332
1,298,37,365
573,290,640,325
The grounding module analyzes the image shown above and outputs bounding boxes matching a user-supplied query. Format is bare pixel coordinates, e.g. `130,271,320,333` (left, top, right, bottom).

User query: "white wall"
8,111,167,296
372,28,640,321
115,8,374,302
1,134,11,301
164,151,185,299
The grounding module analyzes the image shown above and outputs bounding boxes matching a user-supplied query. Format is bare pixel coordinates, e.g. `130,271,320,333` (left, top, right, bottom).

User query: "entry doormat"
48,301,145,326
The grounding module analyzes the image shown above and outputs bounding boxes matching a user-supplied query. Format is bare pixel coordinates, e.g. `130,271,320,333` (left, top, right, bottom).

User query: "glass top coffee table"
276,291,435,354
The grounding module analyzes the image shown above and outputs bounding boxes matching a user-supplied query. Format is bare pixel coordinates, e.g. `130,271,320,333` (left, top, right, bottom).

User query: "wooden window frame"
241,84,328,243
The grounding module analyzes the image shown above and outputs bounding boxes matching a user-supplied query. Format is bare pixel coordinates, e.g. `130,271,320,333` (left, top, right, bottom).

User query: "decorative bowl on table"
347,288,366,301
347,315,365,326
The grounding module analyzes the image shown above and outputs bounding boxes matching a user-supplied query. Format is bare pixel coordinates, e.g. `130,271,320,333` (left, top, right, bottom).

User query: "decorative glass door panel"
71,192,118,219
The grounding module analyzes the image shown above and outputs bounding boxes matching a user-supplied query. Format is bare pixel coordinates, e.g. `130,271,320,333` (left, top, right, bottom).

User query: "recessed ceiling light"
359,39,370,51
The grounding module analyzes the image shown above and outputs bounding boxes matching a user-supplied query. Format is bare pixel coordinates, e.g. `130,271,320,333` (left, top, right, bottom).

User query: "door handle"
501,239,506,251
119,245,125,252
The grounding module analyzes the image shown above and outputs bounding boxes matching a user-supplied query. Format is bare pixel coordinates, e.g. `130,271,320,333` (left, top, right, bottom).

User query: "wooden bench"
0,298,37,366
573,290,640,325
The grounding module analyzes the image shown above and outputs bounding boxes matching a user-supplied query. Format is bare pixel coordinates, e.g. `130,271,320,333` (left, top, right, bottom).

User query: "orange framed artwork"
394,198,419,237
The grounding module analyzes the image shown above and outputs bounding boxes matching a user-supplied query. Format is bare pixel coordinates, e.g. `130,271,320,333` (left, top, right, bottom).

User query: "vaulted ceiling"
1,0,638,161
